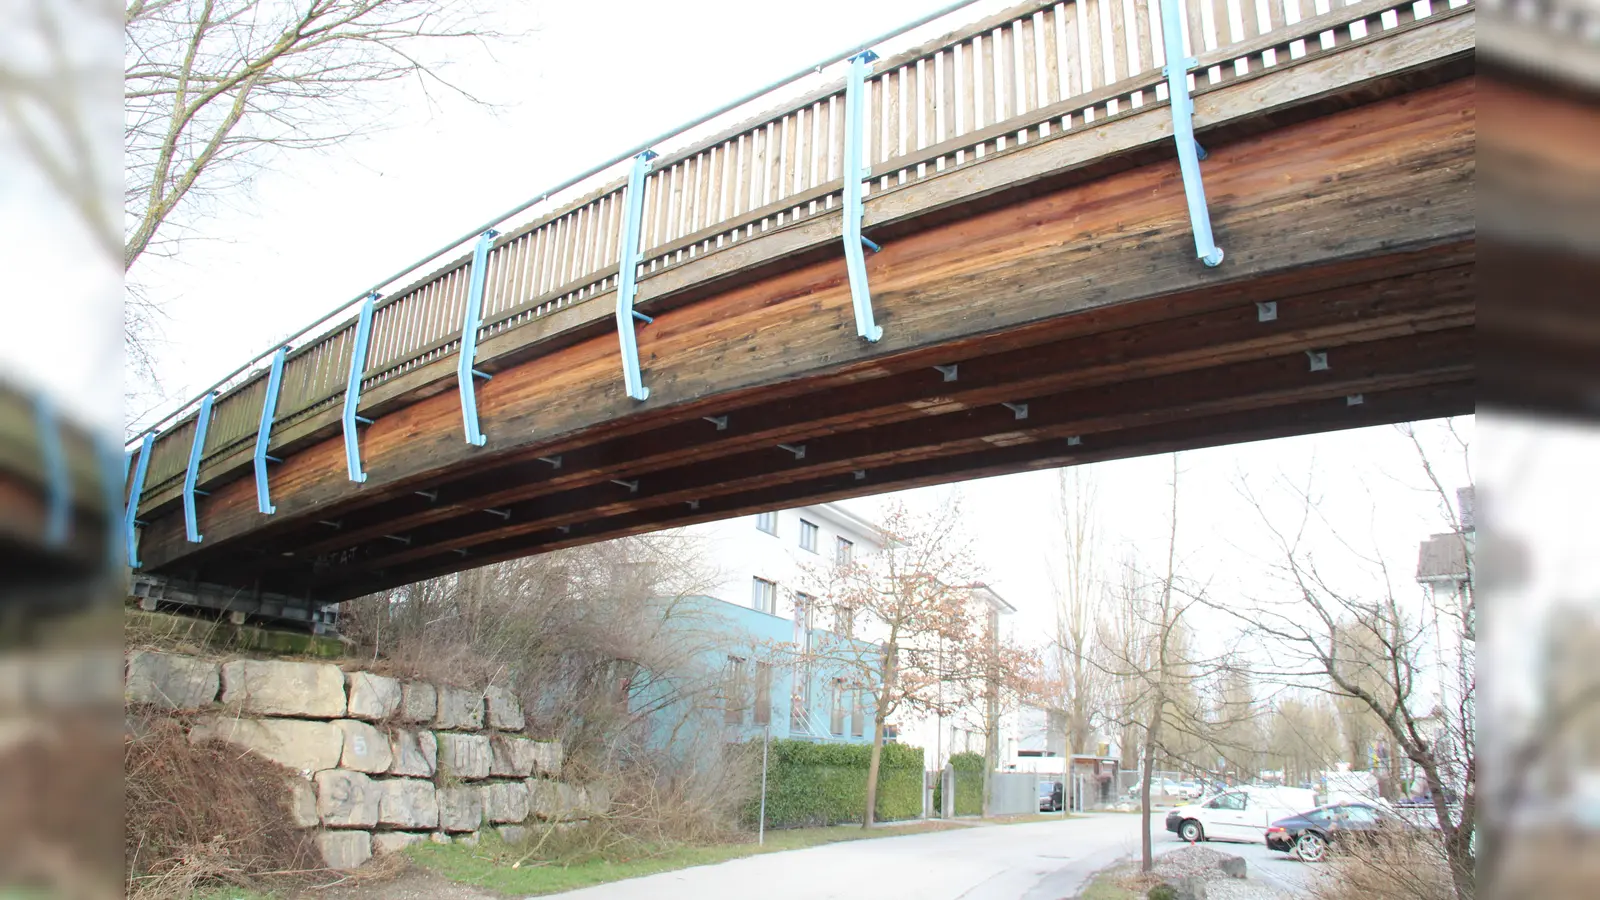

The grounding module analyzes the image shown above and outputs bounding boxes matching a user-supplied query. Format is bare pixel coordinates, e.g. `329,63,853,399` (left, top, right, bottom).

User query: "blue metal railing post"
842,51,884,342
254,346,288,513
457,230,499,444
1159,0,1224,267
32,394,69,547
342,295,378,482
615,151,658,402
182,393,217,543
125,433,154,568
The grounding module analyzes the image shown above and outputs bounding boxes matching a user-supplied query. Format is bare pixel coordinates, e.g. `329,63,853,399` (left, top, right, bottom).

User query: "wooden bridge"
124,0,1476,618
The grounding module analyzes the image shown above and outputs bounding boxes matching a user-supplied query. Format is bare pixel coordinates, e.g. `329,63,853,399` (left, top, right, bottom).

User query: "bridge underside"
139,68,1475,604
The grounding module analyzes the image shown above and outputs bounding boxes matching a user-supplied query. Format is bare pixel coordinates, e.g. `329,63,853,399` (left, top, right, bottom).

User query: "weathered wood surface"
131,0,1473,507
0,382,118,583
135,63,1476,594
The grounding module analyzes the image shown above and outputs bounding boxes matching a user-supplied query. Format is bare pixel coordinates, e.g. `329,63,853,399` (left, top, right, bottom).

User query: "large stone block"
125,651,218,710
372,832,428,855
436,732,491,780
438,785,483,833
315,769,379,827
346,672,401,720
531,740,563,776
399,682,436,723
335,720,393,773
388,729,437,777
434,686,483,730
190,717,342,774
582,783,612,818
318,830,371,870
484,685,525,731
286,777,319,828
483,781,530,824
489,735,539,778
221,659,346,718
376,778,439,829
528,779,584,821
497,824,529,844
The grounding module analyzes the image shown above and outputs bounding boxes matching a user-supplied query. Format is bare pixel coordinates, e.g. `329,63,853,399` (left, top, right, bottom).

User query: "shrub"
748,740,924,828
125,716,318,899
946,752,984,816
1308,829,1456,900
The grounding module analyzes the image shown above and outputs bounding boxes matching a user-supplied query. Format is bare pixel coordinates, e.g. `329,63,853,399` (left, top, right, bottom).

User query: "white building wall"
676,503,884,625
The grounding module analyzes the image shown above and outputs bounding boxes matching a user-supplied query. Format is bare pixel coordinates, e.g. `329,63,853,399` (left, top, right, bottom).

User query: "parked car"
1038,780,1064,812
1176,781,1201,800
1264,801,1411,862
1165,786,1319,844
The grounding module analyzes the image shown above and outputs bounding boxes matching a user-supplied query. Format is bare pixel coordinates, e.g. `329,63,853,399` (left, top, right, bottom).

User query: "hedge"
747,739,925,828
932,751,984,816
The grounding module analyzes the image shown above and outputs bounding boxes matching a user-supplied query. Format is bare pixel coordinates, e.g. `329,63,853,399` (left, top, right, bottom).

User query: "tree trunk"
863,712,887,828
1140,701,1164,873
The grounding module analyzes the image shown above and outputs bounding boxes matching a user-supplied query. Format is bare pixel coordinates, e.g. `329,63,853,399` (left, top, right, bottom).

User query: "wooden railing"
131,0,1472,503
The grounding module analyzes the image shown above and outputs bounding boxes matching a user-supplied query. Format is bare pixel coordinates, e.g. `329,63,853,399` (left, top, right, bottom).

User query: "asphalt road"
535,814,1320,900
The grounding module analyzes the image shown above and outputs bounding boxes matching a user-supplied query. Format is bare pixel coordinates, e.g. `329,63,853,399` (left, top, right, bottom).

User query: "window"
754,663,773,726
830,680,845,735
724,656,748,726
756,511,778,535
1342,805,1381,825
752,577,777,614
835,605,855,639
836,537,854,565
793,594,814,651
799,519,819,553
849,689,864,737
1206,792,1247,811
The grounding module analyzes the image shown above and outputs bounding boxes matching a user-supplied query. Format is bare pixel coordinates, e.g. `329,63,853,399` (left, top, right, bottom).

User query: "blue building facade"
637,593,880,749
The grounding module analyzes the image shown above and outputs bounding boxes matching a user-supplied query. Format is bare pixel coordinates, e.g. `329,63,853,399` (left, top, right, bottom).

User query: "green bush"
946,752,984,815
1147,885,1178,900
747,740,925,828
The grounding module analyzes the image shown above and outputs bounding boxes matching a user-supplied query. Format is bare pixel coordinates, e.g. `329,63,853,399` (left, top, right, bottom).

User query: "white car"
1164,786,1319,844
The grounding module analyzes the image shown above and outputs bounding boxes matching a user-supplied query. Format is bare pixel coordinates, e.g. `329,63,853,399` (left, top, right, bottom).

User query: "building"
651,503,888,746
1004,705,1123,809
1410,485,1476,799
896,584,1020,775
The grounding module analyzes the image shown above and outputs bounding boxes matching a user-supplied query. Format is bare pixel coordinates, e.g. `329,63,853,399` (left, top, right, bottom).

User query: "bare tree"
1264,693,1344,788
122,0,503,390
1215,425,1477,899
1043,469,1109,760
805,500,1033,827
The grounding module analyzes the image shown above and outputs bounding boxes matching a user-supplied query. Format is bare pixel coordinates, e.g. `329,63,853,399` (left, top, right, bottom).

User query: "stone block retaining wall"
125,650,608,870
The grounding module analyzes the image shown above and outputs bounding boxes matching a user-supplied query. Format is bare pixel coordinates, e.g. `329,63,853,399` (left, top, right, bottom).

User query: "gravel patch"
1092,846,1299,900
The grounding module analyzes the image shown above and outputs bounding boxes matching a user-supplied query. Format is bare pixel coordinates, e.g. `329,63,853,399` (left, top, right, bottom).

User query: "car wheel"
1179,820,1204,843
1296,832,1328,862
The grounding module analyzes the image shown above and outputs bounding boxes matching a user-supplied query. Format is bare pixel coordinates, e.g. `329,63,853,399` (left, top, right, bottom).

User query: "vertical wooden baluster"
1040,4,1062,107
748,125,767,215
1134,0,1155,82
780,113,797,208
1021,14,1040,122
885,66,902,176
1107,0,1130,83
1185,0,1208,58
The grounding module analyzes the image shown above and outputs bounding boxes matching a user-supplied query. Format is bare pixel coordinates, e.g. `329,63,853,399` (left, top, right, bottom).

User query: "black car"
1038,780,1064,812
1264,801,1408,862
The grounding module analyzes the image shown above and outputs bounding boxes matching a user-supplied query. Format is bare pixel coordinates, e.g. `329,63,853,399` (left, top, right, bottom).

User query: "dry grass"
0,714,123,899
124,714,321,900
1308,830,1456,900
